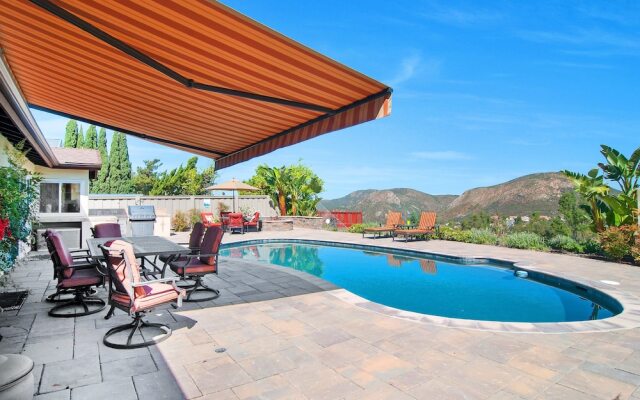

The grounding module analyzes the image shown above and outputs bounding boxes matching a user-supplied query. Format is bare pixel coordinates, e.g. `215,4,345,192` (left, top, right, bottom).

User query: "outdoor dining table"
86,235,190,278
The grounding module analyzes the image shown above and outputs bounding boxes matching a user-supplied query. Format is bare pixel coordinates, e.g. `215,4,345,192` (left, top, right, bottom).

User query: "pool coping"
221,238,640,333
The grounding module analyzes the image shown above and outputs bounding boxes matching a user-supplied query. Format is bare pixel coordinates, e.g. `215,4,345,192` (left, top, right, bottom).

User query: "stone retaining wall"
262,216,325,230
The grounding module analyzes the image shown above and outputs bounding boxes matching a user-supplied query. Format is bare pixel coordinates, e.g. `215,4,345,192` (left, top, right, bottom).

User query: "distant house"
1,58,101,250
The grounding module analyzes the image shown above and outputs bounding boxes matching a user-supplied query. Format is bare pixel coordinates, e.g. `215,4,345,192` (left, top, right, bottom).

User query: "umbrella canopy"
206,179,260,213
205,179,259,192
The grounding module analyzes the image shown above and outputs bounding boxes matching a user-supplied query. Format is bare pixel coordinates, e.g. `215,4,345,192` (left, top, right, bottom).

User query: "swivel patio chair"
100,240,184,349
44,230,106,318
93,223,123,238
157,222,205,265
169,226,224,302
362,211,403,239
226,212,245,234
244,211,260,232
393,212,437,242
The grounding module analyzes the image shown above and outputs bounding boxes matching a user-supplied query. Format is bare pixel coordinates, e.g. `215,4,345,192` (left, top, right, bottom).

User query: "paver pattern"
2,228,640,399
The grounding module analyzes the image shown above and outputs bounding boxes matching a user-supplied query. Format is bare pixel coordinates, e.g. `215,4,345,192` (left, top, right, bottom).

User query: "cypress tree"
63,120,78,148
76,125,85,148
92,127,109,193
107,132,132,193
84,125,97,149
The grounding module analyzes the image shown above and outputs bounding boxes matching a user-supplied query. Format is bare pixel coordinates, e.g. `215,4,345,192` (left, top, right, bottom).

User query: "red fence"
317,210,362,228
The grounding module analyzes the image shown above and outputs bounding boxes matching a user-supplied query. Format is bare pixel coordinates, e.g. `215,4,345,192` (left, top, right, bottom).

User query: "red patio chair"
220,211,231,231
93,223,122,238
100,240,184,349
169,226,224,302
244,211,260,232
200,212,219,228
44,230,106,317
226,212,244,234
158,222,205,265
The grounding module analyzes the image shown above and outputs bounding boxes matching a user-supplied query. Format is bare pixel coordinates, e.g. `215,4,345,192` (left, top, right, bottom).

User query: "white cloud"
410,151,471,160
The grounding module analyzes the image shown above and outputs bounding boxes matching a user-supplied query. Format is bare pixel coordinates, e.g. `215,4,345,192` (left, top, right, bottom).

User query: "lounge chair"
393,212,437,242
100,240,184,349
169,226,224,302
244,211,260,232
93,223,122,238
44,230,106,317
362,211,403,238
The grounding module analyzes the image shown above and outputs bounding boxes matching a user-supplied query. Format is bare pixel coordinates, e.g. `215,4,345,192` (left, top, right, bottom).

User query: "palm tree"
598,145,640,199
255,165,289,216
562,169,610,232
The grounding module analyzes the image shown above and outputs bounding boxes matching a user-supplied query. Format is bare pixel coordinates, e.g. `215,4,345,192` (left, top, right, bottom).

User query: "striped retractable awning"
0,0,392,169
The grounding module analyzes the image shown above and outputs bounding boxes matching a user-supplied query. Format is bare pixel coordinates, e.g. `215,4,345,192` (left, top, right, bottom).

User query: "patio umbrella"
205,179,260,212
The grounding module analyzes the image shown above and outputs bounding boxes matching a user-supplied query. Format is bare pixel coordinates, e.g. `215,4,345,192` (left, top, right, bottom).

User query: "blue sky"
31,0,639,199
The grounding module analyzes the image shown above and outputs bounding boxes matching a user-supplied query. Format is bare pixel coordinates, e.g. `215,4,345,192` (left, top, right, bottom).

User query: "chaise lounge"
393,211,437,242
362,211,403,239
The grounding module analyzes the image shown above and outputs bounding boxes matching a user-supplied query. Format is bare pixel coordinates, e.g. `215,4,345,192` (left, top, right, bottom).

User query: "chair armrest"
132,277,179,286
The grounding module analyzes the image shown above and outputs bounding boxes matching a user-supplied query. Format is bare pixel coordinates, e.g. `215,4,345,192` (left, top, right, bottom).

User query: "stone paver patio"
2,228,640,399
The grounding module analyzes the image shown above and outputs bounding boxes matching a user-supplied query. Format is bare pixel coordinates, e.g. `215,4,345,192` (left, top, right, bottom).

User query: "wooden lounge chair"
362,211,403,239
393,212,437,242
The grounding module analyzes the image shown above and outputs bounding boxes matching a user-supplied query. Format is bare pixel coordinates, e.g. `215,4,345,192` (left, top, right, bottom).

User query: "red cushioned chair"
200,212,219,228
169,226,224,302
158,222,205,266
226,212,244,234
220,211,231,231
93,223,123,238
100,240,184,349
43,230,106,318
244,211,260,232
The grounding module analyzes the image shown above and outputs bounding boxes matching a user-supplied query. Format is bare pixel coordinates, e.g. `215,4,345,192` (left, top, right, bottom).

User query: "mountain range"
318,172,575,222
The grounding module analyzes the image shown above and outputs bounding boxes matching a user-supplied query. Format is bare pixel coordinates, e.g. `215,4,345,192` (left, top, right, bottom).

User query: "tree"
84,125,98,150
63,120,78,147
92,127,110,193
107,132,132,193
147,157,215,195
558,191,589,239
247,163,323,216
131,159,162,195
76,125,85,148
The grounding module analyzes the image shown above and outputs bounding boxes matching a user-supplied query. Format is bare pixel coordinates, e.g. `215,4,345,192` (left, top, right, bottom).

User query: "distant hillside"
443,172,574,219
319,172,575,222
319,188,456,223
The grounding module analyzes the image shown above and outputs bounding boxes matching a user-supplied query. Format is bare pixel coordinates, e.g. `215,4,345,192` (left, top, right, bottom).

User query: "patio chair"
362,211,403,239
44,230,106,317
200,212,219,228
99,240,184,349
220,211,231,231
93,223,122,238
393,212,437,242
244,211,260,232
226,212,244,234
158,222,205,265
169,226,224,302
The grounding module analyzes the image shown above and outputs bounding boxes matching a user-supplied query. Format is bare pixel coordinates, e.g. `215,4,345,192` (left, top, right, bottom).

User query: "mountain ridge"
319,172,574,222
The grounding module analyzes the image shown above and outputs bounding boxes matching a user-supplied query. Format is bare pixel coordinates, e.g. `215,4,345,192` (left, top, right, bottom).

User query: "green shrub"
172,211,189,232
581,238,602,255
548,235,584,253
501,232,548,251
467,228,499,245
348,223,378,234
437,226,472,242
599,225,636,261
188,208,201,227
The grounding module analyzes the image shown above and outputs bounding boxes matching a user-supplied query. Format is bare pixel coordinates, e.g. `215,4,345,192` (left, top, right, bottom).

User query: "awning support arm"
30,0,337,115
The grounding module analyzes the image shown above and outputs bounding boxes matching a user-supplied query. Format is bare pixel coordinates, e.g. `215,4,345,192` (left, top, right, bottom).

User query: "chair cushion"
112,282,181,312
58,268,102,289
395,229,433,235
170,258,217,275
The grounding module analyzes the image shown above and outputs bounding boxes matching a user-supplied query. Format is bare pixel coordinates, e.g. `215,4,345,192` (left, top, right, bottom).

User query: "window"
39,182,81,213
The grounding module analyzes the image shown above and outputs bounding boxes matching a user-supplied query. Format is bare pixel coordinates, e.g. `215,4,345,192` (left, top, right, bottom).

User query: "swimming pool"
220,240,622,323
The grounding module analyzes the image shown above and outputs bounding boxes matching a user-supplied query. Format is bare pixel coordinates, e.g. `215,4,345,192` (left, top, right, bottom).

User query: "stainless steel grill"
128,205,156,236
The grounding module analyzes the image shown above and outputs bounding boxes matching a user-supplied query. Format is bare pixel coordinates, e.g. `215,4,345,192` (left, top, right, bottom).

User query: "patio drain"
215,347,227,353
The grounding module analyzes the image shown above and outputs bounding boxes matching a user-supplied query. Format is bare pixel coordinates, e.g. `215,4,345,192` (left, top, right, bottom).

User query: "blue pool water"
220,241,621,323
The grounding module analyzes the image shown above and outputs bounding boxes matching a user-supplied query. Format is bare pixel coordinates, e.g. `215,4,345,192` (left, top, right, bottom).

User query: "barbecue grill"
127,205,156,236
